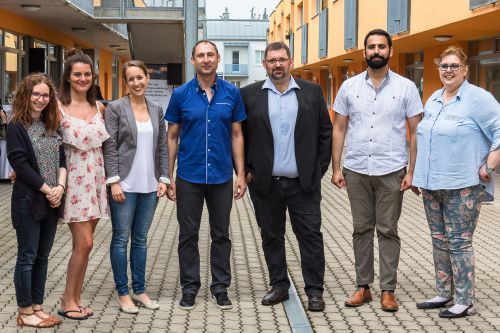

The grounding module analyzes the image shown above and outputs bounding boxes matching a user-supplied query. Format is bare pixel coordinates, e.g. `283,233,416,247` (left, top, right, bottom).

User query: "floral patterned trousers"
422,185,485,305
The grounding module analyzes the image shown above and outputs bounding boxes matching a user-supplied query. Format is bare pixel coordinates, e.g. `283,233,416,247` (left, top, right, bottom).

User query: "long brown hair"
59,48,96,106
10,74,60,133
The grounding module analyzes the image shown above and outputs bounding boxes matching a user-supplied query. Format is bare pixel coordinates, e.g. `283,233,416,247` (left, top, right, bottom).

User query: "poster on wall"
145,64,173,117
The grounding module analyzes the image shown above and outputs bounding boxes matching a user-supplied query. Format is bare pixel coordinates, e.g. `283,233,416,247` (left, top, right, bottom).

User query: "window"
1,31,22,105
232,51,239,72
112,58,119,100
255,50,265,64
229,80,240,88
298,4,303,26
344,0,358,50
4,32,18,49
319,9,328,58
301,23,308,64
4,52,17,104
387,0,410,35
317,0,328,12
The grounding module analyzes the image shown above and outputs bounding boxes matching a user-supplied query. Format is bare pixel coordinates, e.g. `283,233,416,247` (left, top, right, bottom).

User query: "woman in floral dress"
57,49,109,320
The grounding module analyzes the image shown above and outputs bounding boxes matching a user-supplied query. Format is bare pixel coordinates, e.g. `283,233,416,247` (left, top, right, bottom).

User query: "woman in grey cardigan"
103,60,169,314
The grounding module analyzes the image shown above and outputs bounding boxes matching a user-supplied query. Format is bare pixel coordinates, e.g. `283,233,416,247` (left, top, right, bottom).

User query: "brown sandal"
33,308,62,325
17,311,56,328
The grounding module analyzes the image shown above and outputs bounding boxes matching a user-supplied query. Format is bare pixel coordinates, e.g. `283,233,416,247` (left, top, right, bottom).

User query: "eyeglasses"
31,92,50,100
265,58,289,65
438,63,466,71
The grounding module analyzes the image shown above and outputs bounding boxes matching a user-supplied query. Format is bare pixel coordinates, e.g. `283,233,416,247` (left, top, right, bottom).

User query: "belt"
272,176,298,181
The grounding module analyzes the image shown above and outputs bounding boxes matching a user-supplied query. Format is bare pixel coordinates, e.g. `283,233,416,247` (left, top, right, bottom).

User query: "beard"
366,54,389,69
270,67,286,80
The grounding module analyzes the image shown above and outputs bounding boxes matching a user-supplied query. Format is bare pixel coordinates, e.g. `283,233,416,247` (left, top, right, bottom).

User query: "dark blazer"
103,96,169,184
7,121,66,228
240,78,332,195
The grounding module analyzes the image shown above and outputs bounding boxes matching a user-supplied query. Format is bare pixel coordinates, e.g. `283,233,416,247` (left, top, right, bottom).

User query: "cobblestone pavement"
287,170,500,333
0,170,499,332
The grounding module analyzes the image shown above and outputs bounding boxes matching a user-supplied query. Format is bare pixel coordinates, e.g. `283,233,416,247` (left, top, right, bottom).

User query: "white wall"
214,40,267,87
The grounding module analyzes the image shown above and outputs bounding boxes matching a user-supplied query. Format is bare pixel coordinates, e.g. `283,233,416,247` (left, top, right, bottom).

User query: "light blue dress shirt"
263,77,300,178
413,80,500,199
334,70,423,176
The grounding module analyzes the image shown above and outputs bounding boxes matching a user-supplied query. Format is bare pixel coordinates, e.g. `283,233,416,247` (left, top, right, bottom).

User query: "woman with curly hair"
7,73,67,328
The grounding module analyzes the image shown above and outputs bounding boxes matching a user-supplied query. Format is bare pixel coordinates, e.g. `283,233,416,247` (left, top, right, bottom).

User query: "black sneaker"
212,292,233,310
179,293,196,310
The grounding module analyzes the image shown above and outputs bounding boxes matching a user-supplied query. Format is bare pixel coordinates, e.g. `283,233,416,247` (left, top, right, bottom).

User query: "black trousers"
176,177,233,295
249,177,325,295
14,199,58,307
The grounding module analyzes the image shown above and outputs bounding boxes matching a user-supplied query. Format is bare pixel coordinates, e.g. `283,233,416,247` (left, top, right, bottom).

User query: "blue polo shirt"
165,76,246,184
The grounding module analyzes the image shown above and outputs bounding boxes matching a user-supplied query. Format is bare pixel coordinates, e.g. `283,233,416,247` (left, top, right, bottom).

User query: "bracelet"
58,183,65,192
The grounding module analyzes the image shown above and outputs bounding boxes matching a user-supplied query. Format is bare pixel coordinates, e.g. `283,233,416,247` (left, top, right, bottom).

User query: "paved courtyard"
0,170,499,332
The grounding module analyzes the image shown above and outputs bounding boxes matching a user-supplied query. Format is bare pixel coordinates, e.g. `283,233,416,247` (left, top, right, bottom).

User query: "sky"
205,0,281,19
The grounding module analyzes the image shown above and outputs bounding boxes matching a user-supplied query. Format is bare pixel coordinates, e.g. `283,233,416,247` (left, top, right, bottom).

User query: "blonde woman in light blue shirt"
413,46,500,319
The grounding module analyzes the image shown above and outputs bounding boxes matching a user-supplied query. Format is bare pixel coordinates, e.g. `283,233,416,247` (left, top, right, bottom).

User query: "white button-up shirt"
334,70,423,176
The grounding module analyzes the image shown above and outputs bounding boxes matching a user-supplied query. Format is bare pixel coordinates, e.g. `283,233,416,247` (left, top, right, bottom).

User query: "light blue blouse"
413,80,500,199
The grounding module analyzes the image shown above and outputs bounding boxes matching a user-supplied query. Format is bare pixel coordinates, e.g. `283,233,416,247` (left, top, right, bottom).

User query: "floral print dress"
59,107,110,223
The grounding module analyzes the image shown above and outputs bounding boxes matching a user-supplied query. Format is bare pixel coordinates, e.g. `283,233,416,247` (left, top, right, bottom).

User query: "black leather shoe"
261,287,289,306
416,298,453,309
307,294,325,312
439,305,473,318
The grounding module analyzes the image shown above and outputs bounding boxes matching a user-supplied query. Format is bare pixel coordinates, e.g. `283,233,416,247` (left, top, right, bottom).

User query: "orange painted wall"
99,50,112,100
0,9,90,48
0,8,127,99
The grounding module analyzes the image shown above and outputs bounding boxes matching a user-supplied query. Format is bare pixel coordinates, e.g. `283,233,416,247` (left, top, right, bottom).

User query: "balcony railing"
94,0,206,10
67,0,94,15
470,0,498,9
224,64,248,76
104,23,128,38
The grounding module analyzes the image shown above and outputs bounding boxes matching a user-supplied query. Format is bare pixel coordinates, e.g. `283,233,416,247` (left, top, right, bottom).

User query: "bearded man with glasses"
240,42,332,312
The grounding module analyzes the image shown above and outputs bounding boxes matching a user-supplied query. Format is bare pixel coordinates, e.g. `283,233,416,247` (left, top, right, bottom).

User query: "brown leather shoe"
344,287,372,307
380,291,399,312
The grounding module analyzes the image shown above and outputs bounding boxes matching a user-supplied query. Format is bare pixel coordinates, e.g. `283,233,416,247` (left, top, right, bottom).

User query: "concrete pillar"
184,0,198,82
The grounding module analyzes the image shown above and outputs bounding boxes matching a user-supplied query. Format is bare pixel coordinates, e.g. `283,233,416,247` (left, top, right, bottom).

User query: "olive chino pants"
343,168,406,291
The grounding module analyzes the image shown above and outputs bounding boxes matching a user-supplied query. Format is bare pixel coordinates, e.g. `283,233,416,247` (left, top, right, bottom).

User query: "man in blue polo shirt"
165,40,247,311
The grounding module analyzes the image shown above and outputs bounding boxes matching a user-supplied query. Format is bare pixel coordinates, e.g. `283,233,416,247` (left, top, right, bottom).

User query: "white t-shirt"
120,120,158,193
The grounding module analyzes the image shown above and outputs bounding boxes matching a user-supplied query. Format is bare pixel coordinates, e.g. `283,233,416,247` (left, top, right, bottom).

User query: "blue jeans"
109,191,158,296
14,199,58,307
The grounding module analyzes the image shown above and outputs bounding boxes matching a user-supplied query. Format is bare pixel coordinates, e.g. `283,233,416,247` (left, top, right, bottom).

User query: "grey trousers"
343,168,405,290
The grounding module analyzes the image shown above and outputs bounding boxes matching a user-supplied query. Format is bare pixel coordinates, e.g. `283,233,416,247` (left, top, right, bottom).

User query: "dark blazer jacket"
103,96,169,184
7,121,66,227
240,78,332,195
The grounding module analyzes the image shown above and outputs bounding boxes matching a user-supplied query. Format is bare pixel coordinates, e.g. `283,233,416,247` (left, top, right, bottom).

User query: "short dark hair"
264,42,291,60
364,29,392,49
191,40,219,57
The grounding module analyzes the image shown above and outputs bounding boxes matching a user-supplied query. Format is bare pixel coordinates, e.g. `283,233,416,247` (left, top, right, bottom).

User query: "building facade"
268,0,500,112
0,0,207,108
205,17,269,87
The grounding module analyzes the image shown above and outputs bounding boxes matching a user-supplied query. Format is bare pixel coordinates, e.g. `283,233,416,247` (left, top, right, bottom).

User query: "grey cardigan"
103,96,169,185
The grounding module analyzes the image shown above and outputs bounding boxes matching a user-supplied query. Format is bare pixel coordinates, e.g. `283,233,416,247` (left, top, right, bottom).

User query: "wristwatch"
486,165,495,177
